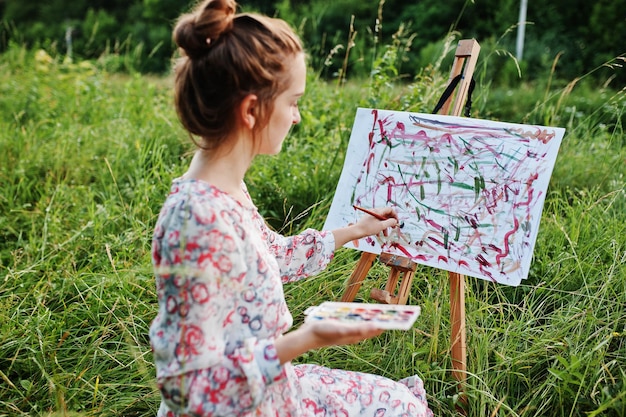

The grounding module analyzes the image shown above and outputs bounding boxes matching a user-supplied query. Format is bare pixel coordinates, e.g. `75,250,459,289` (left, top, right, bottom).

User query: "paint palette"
304,302,421,330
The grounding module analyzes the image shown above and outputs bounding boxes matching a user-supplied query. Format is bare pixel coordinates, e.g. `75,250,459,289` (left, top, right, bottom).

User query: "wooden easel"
340,39,481,402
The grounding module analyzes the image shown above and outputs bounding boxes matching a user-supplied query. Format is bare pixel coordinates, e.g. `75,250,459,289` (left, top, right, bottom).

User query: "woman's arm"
274,321,385,364
331,206,399,250
257,206,398,281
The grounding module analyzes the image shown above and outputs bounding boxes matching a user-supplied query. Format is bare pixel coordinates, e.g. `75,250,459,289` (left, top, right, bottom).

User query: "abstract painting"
324,108,565,286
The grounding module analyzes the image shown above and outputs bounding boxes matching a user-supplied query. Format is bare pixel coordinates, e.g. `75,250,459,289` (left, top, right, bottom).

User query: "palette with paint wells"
304,302,421,330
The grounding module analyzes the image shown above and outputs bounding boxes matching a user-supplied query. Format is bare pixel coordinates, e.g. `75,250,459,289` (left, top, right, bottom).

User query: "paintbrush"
352,205,404,228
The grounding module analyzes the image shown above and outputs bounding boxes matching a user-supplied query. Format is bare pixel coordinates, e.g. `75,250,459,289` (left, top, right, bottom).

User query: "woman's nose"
293,109,301,124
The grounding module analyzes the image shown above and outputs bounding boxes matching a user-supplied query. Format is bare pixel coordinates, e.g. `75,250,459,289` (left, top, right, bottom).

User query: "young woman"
149,1,433,415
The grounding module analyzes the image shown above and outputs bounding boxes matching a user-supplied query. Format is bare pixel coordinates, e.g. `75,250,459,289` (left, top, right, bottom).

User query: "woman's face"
257,53,306,155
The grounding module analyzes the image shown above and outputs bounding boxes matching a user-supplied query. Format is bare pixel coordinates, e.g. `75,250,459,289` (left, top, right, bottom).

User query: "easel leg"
439,39,479,413
370,268,401,304
341,252,377,302
396,270,414,305
449,272,467,411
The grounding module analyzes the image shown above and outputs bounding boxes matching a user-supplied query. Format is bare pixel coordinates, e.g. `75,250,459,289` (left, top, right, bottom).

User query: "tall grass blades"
1,36,625,417
0,45,186,416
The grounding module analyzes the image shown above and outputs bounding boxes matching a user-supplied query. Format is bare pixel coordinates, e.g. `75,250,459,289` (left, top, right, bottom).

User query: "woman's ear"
239,94,258,130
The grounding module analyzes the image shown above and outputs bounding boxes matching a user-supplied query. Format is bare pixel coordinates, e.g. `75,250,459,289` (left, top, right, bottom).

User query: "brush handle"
352,205,387,221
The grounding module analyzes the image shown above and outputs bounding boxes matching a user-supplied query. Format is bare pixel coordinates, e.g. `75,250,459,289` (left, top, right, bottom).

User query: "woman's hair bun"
173,0,237,58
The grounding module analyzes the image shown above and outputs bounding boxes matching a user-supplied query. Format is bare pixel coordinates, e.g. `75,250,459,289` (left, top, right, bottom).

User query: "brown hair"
172,0,303,150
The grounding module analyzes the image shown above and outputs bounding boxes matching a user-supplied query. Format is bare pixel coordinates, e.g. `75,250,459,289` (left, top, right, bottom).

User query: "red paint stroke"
369,109,379,149
515,188,534,208
424,218,443,230
364,152,375,173
379,175,396,202
496,217,520,265
428,236,444,247
482,188,501,214
438,255,448,263
377,117,391,146
389,242,415,259
526,172,539,186
475,254,496,281
482,269,496,282
389,121,433,145
458,259,469,268
488,243,502,256
441,133,454,146
464,215,479,229
475,253,492,267
515,173,539,208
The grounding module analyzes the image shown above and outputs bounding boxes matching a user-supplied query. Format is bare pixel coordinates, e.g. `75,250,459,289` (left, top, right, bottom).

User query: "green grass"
0,44,625,416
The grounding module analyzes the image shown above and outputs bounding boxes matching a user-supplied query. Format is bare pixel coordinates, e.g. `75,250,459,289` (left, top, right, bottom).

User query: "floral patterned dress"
149,178,432,417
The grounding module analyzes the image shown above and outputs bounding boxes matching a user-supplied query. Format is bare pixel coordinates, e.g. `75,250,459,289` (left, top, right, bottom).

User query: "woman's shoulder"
155,178,267,244
158,178,246,227
172,178,257,209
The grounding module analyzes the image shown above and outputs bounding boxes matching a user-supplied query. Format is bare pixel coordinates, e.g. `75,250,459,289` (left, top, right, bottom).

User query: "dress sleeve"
150,191,288,414
240,181,336,282
260,222,336,283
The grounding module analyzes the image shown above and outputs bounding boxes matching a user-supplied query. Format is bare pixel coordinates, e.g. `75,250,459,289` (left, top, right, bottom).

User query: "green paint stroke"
450,182,475,190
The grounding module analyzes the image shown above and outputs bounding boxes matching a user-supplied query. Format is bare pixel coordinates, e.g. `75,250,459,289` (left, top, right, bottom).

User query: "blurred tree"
0,0,623,83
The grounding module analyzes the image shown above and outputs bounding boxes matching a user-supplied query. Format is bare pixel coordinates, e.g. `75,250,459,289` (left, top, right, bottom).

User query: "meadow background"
1,1,626,416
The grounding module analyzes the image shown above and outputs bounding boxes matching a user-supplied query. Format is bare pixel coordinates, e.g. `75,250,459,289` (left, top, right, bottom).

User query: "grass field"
0,44,625,416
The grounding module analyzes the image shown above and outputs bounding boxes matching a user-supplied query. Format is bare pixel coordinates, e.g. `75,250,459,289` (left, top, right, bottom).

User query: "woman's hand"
331,206,399,249
303,320,385,348
274,321,384,364
354,206,399,237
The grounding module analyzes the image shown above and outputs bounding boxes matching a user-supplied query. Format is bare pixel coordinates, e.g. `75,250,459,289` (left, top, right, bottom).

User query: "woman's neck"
184,142,253,204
